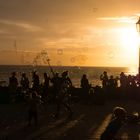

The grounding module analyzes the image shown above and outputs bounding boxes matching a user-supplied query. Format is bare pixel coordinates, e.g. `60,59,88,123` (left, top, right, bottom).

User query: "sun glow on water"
127,67,138,75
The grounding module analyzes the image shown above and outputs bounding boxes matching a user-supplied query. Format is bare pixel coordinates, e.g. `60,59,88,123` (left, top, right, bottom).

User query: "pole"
139,44,140,84
47,58,55,76
136,17,140,84
42,50,55,76
138,24,140,84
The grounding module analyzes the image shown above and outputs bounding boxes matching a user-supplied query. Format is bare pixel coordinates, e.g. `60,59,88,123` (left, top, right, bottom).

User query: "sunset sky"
0,0,140,68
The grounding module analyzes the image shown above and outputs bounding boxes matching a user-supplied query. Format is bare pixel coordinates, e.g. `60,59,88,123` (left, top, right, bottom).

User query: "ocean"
0,65,137,87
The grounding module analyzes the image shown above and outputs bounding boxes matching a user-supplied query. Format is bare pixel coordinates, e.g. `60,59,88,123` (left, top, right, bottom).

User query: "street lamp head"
136,17,140,32
136,17,140,24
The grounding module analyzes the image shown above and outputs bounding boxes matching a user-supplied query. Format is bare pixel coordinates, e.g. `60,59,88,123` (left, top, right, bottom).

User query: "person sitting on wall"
100,106,127,140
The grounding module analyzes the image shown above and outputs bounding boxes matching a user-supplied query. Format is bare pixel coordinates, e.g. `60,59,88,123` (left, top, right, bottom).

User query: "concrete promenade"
1,100,140,140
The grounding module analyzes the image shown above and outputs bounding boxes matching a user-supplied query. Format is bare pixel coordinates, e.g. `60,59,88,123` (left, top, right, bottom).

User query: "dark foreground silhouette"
1,100,140,140
1,71,140,139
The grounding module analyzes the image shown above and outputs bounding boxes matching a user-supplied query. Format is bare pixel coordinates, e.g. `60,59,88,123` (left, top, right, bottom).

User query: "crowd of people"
8,70,140,93
7,70,140,105
100,71,139,89
8,70,74,126
80,71,140,101
2,70,140,140
6,70,140,126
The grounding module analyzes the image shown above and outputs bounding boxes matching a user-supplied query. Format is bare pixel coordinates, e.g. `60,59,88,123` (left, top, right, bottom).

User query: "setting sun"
119,28,139,58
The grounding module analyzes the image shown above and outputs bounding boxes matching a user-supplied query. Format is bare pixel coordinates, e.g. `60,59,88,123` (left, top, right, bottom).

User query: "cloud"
0,19,43,32
97,16,137,23
135,13,140,16
0,29,9,34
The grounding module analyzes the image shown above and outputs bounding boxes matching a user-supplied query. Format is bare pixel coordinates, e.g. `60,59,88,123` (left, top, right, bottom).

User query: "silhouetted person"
136,74,139,86
20,73,29,91
51,72,61,102
32,71,40,92
9,72,18,101
114,76,119,88
100,107,127,140
81,74,90,89
128,75,136,88
80,74,90,103
120,72,127,88
28,91,39,126
42,72,50,102
100,71,108,88
61,70,72,87
43,72,50,90
53,71,73,118
108,75,116,88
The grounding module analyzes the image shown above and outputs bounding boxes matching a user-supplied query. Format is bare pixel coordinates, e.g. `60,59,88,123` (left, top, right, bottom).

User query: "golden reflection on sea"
127,67,138,75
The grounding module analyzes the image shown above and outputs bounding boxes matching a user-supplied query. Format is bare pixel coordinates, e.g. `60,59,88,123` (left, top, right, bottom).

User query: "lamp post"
136,17,140,84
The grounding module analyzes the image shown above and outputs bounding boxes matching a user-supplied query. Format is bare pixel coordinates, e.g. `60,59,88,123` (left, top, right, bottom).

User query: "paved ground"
1,100,140,140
